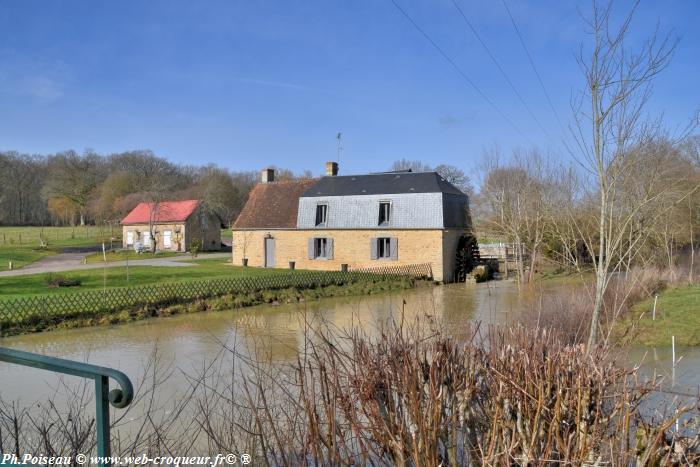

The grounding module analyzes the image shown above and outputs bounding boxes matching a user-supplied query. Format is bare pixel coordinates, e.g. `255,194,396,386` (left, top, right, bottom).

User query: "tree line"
0,150,315,227
0,147,477,229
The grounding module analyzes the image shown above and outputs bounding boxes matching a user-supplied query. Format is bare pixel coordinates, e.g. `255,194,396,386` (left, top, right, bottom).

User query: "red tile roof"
121,200,200,225
233,180,317,229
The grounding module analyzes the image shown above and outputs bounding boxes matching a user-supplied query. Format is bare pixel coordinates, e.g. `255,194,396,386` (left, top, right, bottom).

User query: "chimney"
261,168,275,183
325,161,339,176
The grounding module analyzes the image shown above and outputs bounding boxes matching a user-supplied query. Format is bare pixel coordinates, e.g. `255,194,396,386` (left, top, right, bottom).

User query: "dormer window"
378,202,391,226
315,204,328,227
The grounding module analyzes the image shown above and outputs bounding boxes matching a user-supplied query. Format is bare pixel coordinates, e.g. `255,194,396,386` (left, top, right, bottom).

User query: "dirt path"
0,252,230,278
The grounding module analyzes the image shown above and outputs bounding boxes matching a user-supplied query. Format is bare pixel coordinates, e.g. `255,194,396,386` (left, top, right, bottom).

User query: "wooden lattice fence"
0,263,432,327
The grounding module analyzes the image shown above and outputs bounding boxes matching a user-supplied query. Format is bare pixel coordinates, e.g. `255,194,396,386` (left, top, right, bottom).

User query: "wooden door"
264,237,276,267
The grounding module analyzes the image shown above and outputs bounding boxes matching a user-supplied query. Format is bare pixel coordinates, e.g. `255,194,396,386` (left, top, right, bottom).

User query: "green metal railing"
0,347,133,466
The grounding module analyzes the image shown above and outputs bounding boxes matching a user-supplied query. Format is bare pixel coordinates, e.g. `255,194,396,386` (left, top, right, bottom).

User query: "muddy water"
0,282,519,407
0,281,696,412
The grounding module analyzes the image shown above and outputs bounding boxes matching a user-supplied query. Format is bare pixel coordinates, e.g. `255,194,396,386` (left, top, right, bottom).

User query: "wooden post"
672,335,676,388
652,294,658,320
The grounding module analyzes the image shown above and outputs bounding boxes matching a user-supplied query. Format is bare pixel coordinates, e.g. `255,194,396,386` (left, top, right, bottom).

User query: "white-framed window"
378,201,391,226
163,230,172,249
308,237,333,260
143,231,152,246
315,204,328,227
126,231,134,246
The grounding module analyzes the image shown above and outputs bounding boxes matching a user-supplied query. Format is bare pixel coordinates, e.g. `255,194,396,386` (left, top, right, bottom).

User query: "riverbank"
38,278,419,333
621,284,700,346
0,265,428,335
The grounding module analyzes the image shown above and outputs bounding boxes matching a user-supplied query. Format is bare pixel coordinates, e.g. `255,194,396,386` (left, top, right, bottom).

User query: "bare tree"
389,159,432,172
0,153,49,225
435,163,474,196
570,0,684,349
480,149,553,286
43,150,105,225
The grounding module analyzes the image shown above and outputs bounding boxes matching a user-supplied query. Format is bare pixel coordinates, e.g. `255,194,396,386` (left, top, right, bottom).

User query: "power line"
389,0,534,145
501,0,566,133
450,0,550,138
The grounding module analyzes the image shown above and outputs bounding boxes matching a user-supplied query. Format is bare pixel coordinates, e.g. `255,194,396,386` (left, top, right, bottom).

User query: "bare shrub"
516,284,594,344
206,319,700,465
2,319,698,464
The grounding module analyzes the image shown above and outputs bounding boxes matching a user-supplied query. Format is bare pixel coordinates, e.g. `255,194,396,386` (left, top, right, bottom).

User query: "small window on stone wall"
308,237,334,259
371,237,398,260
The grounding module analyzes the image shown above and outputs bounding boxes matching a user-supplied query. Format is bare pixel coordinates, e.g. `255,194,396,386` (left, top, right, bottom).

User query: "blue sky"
0,0,697,176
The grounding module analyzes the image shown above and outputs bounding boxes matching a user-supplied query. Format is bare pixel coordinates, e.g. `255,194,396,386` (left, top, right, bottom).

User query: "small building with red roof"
121,199,222,252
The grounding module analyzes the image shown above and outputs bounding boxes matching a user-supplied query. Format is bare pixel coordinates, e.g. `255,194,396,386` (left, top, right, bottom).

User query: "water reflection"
0,282,697,408
0,284,519,404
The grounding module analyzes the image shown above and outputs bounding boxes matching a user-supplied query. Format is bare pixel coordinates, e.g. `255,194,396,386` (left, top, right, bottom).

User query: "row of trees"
478,0,700,348
478,136,699,279
0,146,477,229
0,150,318,227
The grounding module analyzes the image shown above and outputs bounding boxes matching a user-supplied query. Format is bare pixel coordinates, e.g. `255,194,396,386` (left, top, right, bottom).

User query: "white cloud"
21,76,64,103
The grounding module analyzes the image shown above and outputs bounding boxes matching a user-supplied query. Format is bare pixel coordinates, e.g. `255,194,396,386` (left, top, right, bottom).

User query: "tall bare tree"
571,0,682,349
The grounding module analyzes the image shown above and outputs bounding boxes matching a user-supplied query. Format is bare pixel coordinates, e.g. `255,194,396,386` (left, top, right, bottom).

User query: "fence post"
95,375,111,459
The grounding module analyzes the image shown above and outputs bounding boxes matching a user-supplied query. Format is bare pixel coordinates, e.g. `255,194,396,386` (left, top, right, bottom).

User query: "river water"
0,281,697,417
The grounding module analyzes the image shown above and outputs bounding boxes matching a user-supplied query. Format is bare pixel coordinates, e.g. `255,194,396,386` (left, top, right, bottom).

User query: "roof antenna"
336,132,343,164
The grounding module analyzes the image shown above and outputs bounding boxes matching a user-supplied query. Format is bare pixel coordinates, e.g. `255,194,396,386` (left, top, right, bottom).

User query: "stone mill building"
231,162,474,282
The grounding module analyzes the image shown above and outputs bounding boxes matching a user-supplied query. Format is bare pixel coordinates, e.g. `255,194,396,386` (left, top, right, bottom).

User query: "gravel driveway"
0,252,230,278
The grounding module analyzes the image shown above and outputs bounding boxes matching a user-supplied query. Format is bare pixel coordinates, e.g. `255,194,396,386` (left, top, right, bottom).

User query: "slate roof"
121,200,200,225
301,171,465,197
233,180,317,229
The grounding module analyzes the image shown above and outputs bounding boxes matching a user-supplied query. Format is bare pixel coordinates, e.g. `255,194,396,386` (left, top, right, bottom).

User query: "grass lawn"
622,284,700,346
84,250,184,263
0,226,119,247
0,258,295,299
0,226,122,271
536,269,593,286
0,247,56,271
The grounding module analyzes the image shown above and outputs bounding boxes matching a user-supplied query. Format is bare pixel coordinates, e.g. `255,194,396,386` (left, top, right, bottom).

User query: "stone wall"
231,228,469,282
122,223,187,252
122,207,221,252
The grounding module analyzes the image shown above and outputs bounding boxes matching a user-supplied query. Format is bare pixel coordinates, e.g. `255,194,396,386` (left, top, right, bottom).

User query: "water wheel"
454,234,480,282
